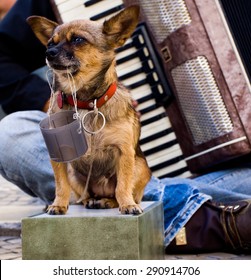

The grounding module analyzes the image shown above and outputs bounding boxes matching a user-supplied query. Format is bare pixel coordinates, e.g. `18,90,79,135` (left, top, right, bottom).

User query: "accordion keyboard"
53,0,125,22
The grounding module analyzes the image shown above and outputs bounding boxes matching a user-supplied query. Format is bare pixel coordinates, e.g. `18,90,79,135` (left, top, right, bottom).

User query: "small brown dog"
27,5,151,215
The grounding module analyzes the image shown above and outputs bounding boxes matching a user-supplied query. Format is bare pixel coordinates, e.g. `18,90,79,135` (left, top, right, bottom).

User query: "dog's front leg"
46,160,71,215
115,149,142,215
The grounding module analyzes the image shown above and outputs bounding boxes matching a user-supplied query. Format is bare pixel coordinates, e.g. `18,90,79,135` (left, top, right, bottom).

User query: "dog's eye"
71,36,85,44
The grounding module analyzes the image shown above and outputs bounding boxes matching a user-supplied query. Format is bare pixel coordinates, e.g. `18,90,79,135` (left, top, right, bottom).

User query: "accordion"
50,0,251,175
136,0,251,172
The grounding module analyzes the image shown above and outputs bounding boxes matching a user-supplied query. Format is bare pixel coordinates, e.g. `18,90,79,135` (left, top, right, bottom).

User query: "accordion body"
51,0,251,175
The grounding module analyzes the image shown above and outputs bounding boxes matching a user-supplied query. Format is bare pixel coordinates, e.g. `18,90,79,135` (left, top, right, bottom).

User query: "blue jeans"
1,111,251,247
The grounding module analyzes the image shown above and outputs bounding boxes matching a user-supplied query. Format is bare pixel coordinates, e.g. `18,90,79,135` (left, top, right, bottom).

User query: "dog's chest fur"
68,128,120,198
72,132,119,178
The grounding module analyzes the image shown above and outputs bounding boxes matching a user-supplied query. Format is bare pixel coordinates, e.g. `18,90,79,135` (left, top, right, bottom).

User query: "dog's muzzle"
46,47,79,73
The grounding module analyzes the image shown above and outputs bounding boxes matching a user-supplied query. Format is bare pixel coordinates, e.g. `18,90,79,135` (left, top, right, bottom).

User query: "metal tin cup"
39,110,88,162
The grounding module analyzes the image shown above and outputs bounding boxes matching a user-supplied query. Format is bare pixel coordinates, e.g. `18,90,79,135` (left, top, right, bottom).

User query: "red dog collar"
57,82,117,110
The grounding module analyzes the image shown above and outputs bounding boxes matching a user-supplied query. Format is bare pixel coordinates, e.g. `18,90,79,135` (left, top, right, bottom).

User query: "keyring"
82,110,106,134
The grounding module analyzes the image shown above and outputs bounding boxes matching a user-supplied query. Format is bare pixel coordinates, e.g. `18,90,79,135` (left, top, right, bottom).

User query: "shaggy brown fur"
27,5,151,215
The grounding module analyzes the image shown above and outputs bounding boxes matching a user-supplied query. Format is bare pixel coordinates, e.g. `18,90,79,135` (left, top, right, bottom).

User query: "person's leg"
165,166,251,254
194,165,251,202
0,111,55,204
143,174,251,254
143,176,211,248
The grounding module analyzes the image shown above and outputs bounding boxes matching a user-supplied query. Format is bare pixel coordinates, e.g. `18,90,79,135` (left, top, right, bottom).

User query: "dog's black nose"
46,47,59,60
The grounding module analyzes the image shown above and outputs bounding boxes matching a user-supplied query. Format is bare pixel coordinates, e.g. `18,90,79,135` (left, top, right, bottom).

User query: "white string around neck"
46,68,106,135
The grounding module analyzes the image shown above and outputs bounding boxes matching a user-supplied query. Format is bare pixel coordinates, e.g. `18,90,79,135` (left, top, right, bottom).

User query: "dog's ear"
26,16,58,46
103,5,140,48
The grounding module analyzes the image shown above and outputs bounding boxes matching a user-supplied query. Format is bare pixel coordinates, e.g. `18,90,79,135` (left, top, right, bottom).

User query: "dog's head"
27,6,139,90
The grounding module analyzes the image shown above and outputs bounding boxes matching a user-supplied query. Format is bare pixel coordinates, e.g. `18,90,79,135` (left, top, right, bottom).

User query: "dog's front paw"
120,204,143,215
46,204,68,215
98,198,119,209
83,198,98,209
83,198,118,209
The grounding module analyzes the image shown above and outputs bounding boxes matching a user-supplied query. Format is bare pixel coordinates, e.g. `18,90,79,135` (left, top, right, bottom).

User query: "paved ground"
0,175,44,260
0,175,250,260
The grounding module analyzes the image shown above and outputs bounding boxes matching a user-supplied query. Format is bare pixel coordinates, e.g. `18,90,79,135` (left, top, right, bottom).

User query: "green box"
22,201,164,260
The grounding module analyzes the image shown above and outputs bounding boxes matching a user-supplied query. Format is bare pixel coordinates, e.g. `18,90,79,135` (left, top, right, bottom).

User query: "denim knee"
0,113,19,166
0,111,55,203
